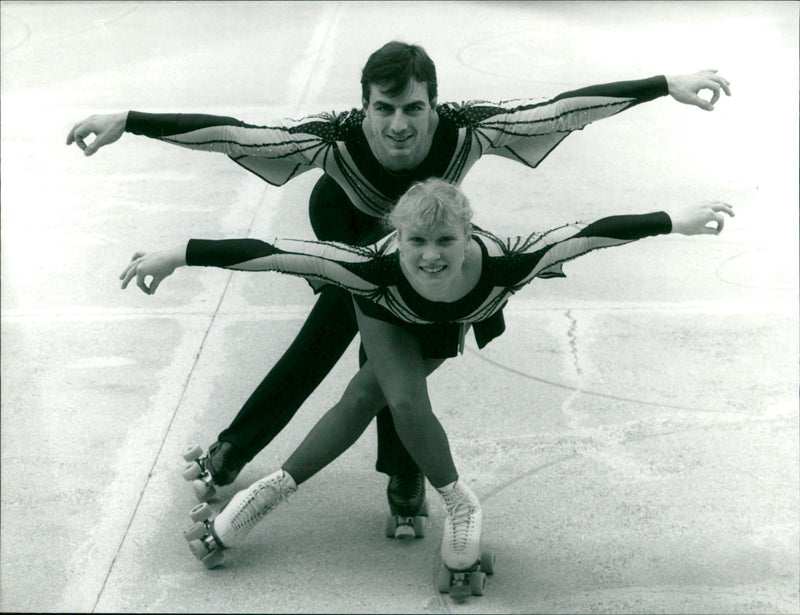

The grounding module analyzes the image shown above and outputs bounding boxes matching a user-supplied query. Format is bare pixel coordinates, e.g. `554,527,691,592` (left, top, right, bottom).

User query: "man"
66,41,730,525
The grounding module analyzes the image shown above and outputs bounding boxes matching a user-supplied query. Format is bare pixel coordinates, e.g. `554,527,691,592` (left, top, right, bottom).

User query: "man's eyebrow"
373,99,426,108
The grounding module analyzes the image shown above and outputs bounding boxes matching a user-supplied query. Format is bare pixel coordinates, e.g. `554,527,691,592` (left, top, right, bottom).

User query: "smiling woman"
392,180,480,301
119,177,733,579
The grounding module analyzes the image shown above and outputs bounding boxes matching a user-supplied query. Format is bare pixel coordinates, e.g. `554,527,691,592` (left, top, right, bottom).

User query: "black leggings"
217,174,419,476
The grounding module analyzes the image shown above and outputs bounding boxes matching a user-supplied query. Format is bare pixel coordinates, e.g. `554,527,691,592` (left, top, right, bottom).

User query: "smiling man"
363,79,439,171
66,41,731,530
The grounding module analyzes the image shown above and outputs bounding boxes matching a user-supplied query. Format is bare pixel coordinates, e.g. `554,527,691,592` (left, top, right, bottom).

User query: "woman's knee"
384,393,426,424
339,376,384,419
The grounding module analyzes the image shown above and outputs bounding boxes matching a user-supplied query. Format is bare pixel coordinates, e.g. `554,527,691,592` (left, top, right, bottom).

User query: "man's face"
363,79,437,171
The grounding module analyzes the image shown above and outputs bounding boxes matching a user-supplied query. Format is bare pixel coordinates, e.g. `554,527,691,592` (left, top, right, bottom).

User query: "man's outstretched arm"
66,110,252,157
665,70,731,111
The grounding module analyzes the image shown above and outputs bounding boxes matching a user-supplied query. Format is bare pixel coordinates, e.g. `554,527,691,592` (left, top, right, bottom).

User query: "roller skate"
385,472,428,539
435,481,495,601
181,440,247,502
183,469,297,569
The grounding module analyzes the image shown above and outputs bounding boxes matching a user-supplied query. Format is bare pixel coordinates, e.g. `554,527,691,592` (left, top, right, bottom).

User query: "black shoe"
205,441,247,486
387,472,427,518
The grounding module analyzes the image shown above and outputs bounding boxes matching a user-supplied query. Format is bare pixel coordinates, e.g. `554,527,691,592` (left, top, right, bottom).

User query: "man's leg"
311,174,423,481
198,174,372,487
218,285,358,460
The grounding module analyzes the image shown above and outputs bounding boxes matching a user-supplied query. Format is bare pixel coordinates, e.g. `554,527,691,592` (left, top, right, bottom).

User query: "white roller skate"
435,480,495,601
183,469,297,569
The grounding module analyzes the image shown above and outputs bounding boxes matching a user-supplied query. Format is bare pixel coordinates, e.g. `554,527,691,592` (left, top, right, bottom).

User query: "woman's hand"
119,246,186,295
670,201,735,235
66,112,127,156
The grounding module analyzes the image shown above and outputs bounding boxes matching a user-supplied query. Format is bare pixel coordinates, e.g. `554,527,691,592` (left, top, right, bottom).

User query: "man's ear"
430,97,438,109
362,97,369,110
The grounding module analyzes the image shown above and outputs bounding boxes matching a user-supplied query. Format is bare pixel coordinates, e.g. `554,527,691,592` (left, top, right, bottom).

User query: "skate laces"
229,472,295,532
440,488,477,552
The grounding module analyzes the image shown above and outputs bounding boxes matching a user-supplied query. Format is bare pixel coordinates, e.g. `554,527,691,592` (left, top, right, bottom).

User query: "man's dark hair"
361,41,438,104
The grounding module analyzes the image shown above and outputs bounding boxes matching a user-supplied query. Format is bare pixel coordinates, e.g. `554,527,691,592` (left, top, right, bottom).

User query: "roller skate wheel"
182,462,203,481
181,444,203,462
412,516,426,538
394,523,415,539
193,480,216,502
202,548,225,569
189,502,213,523
470,571,487,596
188,539,208,561
183,521,207,543
437,563,452,593
384,514,398,538
449,581,471,601
480,547,496,575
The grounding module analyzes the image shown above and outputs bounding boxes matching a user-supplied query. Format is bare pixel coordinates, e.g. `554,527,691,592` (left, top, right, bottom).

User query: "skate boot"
435,480,496,601
385,472,428,539
183,469,297,569
181,440,247,502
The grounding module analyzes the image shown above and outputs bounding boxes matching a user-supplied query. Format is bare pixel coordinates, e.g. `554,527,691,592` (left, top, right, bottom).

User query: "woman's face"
398,220,469,293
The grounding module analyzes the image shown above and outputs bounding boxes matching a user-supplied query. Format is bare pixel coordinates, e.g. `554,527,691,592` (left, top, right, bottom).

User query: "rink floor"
1,2,798,613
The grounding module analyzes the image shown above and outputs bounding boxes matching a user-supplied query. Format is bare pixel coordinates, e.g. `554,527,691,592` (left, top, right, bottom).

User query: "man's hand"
66,112,128,156
119,247,186,295
666,70,731,111
670,201,735,235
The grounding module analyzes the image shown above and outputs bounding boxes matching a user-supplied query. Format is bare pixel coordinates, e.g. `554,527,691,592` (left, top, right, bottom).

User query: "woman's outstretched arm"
119,236,387,296
119,247,186,295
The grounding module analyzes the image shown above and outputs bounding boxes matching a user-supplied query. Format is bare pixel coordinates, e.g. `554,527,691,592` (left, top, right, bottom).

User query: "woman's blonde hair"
387,178,473,233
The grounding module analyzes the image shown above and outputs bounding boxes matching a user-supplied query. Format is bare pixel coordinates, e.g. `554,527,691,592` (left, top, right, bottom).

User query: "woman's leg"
354,304,457,489
351,305,483,570
219,285,358,458
281,356,443,486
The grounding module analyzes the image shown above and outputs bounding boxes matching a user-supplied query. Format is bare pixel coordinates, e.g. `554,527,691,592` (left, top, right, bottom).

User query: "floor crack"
565,309,582,377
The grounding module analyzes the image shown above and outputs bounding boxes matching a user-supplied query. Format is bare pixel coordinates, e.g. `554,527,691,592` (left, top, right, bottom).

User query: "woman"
121,179,733,574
